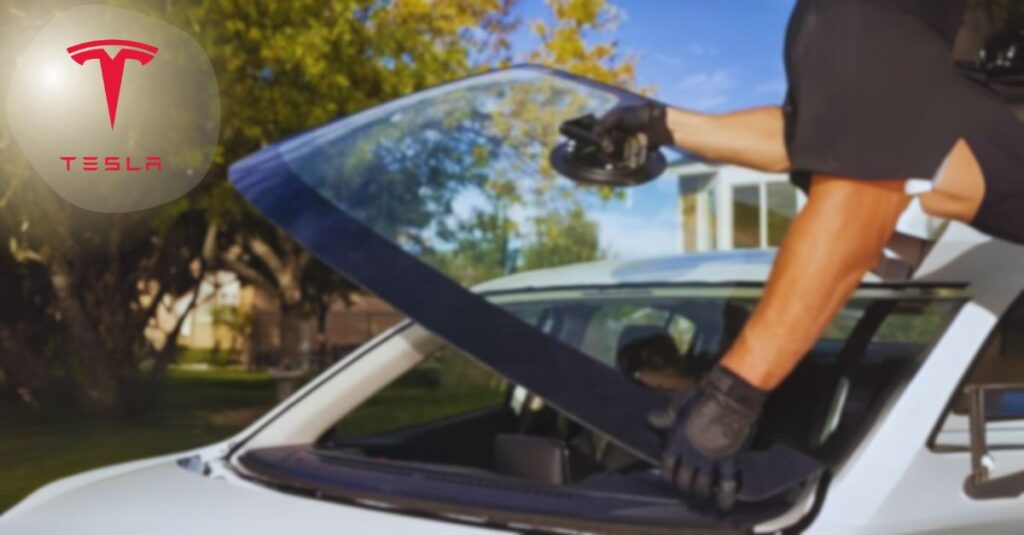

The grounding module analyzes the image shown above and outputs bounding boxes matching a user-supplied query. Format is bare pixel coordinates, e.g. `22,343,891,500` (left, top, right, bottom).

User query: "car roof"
474,249,884,293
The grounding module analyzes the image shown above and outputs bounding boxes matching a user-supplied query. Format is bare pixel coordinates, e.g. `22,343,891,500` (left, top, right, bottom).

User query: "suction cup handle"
559,115,612,153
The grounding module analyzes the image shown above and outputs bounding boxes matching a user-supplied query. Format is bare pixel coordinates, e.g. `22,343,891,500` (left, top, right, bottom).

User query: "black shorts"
783,0,1024,244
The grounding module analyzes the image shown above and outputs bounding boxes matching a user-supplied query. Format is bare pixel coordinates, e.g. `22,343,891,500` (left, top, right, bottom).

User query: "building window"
677,170,718,253
732,185,761,249
676,164,803,251
681,193,698,252
767,182,798,247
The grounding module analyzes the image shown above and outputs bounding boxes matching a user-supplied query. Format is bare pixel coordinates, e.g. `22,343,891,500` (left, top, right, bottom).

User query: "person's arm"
663,107,910,388
665,106,790,173
598,103,913,503
601,104,911,386
721,175,910,388
649,173,909,505
593,103,790,173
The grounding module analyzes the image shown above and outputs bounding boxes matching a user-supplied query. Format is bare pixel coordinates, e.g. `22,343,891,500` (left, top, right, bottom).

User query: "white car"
6,66,1024,534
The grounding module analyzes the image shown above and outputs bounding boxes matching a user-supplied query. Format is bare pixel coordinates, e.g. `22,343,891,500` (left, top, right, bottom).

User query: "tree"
182,0,643,368
520,206,601,270
0,156,207,414
427,0,638,284
0,1,212,415
0,0,641,413
179,0,521,368
527,0,638,88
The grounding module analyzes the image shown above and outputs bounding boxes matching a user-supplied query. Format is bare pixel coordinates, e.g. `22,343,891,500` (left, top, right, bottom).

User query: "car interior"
241,295,959,530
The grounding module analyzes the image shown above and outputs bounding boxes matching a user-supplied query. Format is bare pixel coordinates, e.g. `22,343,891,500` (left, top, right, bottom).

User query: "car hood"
0,459,488,534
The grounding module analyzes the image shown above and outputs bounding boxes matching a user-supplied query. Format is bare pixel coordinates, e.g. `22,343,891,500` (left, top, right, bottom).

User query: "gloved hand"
595,103,675,149
648,365,767,510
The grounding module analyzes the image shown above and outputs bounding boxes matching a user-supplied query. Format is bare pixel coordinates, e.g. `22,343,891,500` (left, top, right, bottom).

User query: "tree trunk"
149,290,200,379
273,244,306,370
278,302,304,369
47,255,119,414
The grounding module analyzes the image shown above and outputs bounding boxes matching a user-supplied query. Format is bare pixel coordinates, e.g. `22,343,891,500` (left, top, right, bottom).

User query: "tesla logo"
67,39,158,129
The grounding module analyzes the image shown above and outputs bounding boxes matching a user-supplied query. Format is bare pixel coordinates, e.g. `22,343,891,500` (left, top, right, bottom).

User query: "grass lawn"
0,368,278,512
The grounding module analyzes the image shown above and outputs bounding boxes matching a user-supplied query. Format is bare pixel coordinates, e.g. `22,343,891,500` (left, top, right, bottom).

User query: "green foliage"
527,0,640,91
181,0,517,181
211,304,251,339
429,210,517,285
182,0,638,301
0,0,639,408
167,0,526,365
177,347,238,367
419,0,637,284
520,205,600,270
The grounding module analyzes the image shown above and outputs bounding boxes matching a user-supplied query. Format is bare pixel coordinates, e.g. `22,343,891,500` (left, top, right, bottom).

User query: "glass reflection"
280,68,692,286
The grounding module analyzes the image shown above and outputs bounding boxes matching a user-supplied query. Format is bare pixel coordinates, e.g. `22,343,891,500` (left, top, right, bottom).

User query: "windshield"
328,286,962,454
287,285,962,530
228,66,931,462
277,67,702,284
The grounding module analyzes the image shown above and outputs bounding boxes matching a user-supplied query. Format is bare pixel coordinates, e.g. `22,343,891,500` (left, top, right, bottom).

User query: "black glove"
648,365,767,510
595,103,675,149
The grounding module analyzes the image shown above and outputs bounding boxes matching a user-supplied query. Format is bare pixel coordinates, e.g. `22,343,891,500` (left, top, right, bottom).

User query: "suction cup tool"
550,114,667,187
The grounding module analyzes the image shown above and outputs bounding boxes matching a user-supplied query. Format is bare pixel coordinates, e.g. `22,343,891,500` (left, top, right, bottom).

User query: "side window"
875,300,960,345
935,296,1024,449
330,345,507,440
823,300,957,345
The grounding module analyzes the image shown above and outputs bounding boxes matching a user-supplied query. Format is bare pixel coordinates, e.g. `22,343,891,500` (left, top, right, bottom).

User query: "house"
672,161,805,253
171,272,403,367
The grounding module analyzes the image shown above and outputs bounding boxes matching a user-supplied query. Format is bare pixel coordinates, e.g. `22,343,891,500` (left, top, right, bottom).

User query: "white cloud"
652,52,684,68
686,44,720,57
754,79,788,97
594,207,680,259
672,69,737,111
676,69,736,92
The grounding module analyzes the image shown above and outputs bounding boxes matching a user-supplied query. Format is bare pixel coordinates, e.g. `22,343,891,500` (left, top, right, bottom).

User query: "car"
6,65,1024,534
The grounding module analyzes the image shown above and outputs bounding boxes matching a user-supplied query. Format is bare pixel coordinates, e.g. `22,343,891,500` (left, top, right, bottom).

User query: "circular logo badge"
6,5,220,213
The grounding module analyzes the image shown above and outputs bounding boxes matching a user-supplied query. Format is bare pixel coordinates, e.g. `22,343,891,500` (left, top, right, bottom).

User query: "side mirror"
964,384,1024,499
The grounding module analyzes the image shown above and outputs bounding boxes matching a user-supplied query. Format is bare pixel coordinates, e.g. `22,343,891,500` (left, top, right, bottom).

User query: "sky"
499,1,799,258
511,0,798,112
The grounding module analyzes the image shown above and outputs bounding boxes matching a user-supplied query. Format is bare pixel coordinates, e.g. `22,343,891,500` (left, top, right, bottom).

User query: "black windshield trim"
239,445,767,534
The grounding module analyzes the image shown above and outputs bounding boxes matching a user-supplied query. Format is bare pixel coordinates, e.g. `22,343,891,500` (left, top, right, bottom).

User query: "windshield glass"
237,284,962,531
324,286,962,467
278,67,709,286
229,66,935,462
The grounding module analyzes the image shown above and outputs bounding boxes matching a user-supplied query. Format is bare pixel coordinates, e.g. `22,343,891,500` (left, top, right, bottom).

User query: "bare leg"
666,106,790,173
720,176,910,389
